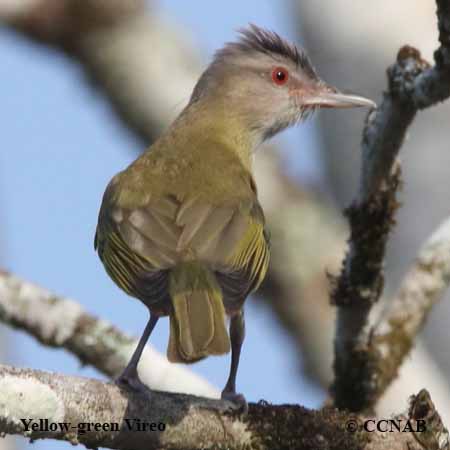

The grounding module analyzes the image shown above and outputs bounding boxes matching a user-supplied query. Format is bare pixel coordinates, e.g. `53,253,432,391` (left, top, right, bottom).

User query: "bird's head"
189,24,375,145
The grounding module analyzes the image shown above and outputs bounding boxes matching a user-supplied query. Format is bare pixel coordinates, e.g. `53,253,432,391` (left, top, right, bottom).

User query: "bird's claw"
221,390,248,414
115,370,150,395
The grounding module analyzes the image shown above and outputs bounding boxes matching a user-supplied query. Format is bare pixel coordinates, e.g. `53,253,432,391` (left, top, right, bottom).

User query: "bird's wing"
212,200,270,310
95,189,269,310
95,194,179,311
174,195,270,309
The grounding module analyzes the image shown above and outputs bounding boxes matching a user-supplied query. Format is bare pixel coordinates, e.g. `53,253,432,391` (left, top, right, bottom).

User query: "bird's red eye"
272,67,289,85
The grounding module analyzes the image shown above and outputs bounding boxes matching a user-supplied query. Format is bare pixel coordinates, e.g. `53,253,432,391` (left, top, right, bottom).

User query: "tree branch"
365,215,450,406
332,0,450,412
0,364,439,450
0,270,218,398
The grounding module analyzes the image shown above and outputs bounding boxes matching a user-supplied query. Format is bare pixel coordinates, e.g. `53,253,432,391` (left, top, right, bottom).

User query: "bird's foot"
221,389,248,414
115,368,149,395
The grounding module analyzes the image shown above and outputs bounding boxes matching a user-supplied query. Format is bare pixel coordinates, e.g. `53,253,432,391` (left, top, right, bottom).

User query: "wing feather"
176,201,213,251
129,209,178,250
190,207,235,252
96,190,269,311
119,220,177,267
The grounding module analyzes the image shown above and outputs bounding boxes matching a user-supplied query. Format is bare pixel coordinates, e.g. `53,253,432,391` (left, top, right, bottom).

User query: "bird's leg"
221,309,247,411
116,313,159,393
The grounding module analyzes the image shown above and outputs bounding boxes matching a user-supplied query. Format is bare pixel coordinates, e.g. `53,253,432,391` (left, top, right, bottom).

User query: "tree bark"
0,364,441,450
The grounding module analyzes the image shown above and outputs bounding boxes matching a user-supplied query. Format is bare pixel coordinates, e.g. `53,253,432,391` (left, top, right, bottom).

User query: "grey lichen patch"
160,403,252,450
0,375,65,435
79,315,133,350
0,274,84,346
33,297,84,345
369,319,411,392
229,419,253,446
418,216,450,283
72,314,133,372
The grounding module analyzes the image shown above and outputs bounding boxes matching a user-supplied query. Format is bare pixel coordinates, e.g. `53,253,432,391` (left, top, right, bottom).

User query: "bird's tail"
167,262,230,363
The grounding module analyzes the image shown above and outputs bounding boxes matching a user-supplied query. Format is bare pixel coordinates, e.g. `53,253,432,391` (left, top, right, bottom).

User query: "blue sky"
0,2,325,448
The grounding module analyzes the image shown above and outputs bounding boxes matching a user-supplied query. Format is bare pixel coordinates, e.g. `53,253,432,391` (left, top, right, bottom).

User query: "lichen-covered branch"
0,271,218,398
366,216,450,406
332,0,450,412
332,160,402,411
0,364,438,450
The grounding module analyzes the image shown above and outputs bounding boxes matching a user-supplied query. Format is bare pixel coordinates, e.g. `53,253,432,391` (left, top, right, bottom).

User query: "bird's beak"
301,83,376,109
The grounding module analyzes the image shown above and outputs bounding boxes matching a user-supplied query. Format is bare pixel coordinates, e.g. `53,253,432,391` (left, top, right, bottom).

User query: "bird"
94,24,374,408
